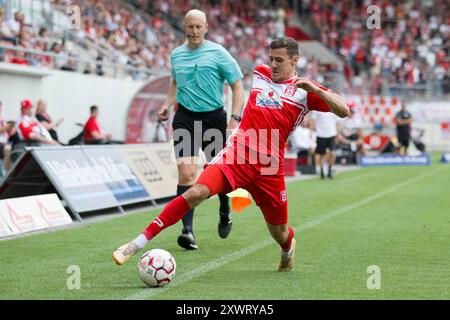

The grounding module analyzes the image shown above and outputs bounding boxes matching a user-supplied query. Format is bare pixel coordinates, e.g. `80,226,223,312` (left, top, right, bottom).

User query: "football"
137,249,176,288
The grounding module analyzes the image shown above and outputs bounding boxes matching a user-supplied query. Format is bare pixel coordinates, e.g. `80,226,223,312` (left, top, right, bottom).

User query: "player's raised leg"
112,165,231,265
260,203,296,272
112,185,209,265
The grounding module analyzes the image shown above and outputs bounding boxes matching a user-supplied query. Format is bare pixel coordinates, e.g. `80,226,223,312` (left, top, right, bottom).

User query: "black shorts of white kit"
316,136,337,155
398,136,410,148
172,104,227,161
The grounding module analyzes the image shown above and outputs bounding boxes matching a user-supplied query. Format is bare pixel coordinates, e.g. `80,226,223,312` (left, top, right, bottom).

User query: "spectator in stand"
83,105,122,144
95,55,105,76
38,27,49,39
311,110,339,179
18,27,33,49
49,42,66,69
0,100,14,174
60,54,78,72
16,99,58,145
7,12,22,42
0,8,15,44
35,99,63,142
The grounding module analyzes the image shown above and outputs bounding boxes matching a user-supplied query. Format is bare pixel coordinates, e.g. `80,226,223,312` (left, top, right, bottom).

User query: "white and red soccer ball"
137,249,176,287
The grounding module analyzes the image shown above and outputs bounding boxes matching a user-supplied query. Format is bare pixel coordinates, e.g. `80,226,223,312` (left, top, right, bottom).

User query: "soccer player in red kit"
113,37,350,271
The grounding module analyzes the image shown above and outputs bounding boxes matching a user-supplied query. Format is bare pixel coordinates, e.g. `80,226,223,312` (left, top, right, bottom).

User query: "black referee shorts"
316,136,336,155
172,104,227,161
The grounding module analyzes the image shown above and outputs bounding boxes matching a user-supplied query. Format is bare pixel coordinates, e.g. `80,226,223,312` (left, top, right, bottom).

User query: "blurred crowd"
0,8,80,70
298,0,449,93
58,0,179,71
137,0,290,64
1,0,291,80
1,0,449,93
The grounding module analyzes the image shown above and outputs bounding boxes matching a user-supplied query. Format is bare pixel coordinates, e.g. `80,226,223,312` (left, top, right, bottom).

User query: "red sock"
143,196,191,240
281,226,294,252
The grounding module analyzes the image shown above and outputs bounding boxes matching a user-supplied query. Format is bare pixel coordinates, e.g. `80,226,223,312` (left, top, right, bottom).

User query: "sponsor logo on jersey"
284,85,297,97
256,89,283,109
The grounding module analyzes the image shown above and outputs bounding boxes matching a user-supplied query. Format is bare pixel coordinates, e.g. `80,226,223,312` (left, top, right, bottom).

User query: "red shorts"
196,142,288,224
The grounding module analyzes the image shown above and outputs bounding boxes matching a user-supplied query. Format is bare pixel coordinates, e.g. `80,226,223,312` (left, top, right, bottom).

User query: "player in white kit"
311,111,339,179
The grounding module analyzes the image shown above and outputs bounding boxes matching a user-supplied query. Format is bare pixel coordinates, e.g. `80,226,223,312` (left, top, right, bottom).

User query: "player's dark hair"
270,37,299,57
90,105,98,113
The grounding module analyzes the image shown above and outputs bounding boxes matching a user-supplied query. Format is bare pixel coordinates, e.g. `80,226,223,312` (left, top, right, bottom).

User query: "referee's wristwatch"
231,114,241,122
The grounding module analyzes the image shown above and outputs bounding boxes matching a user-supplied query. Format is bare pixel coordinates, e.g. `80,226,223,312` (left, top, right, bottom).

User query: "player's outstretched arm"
295,77,350,118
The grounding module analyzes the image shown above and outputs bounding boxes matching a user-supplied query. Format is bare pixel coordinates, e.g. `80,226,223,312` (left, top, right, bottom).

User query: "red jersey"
17,114,52,141
230,64,331,162
84,116,105,141
206,65,334,207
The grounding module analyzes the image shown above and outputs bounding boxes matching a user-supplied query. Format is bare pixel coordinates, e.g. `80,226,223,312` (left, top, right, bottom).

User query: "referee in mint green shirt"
158,9,245,250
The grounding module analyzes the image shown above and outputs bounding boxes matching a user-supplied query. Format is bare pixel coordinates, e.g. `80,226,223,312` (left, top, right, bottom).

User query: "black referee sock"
177,185,194,234
218,193,230,215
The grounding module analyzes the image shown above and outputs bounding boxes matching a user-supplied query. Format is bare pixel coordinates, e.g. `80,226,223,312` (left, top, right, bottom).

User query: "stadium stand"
1,0,448,97
293,0,449,97
1,0,295,83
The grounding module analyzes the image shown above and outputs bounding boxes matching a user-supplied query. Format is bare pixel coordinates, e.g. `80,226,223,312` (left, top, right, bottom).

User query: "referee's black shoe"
177,229,198,250
218,210,233,239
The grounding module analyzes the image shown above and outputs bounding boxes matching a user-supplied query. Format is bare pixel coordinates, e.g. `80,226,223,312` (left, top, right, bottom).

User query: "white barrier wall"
408,100,450,152
0,62,148,143
412,123,450,152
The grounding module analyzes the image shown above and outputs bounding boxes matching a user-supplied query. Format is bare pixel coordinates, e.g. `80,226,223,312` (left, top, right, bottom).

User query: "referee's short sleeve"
217,47,243,85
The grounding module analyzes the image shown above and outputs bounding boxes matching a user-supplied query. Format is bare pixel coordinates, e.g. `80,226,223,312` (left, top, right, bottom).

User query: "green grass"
1,154,449,299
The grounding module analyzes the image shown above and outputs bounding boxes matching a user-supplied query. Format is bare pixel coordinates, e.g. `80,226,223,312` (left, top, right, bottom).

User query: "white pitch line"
125,165,448,300
336,172,375,183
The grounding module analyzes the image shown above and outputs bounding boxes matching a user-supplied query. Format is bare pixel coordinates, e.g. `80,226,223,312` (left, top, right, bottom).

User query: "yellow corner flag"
227,188,252,212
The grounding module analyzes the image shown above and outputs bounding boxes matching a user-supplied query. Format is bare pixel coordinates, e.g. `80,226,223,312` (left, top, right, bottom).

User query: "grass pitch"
1,154,449,300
